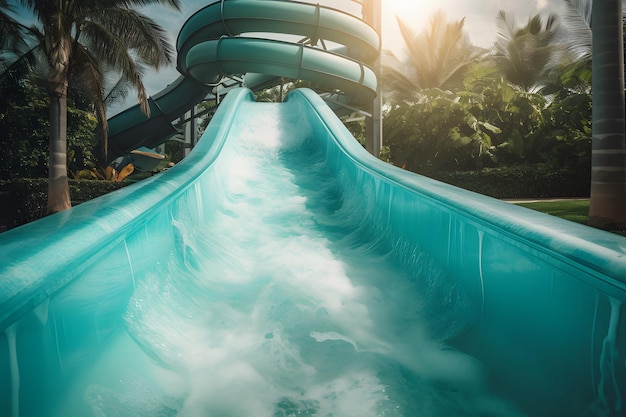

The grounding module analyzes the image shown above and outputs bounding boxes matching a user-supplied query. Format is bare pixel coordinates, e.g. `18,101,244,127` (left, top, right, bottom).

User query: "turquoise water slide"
107,0,378,159
1,87,625,417
1,1,626,416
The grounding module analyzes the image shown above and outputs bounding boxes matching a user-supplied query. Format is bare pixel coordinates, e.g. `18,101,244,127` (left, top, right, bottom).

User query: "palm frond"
494,10,566,91
0,42,44,83
86,8,175,68
103,0,181,12
390,10,478,94
69,43,110,158
560,0,592,62
381,49,420,102
103,73,134,106
77,20,152,115
395,17,420,66
564,0,592,26
1,1,25,51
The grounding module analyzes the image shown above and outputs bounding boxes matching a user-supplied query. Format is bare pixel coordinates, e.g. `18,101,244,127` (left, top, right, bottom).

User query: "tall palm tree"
563,0,626,230
382,10,484,102
3,0,180,213
588,0,626,229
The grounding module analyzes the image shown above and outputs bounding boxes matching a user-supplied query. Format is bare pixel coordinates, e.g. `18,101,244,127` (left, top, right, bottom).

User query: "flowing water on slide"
58,102,529,416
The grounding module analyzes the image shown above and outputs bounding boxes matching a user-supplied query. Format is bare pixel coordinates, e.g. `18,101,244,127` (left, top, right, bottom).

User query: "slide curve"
107,0,379,159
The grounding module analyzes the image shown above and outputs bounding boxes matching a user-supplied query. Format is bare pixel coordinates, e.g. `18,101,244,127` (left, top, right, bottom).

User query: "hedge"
430,166,591,199
0,178,130,228
0,166,590,231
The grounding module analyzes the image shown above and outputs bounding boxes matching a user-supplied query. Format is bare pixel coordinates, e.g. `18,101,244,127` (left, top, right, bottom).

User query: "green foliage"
343,116,366,146
381,8,593,187
195,99,218,136
164,139,186,165
383,91,492,173
0,178,47,226
0,178,129,226
0,78,98,180
383,59,591,175
540,91,591,169
431,166,590,199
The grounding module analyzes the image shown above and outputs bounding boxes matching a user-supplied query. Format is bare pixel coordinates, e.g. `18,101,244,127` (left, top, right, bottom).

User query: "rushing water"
58,102,529,416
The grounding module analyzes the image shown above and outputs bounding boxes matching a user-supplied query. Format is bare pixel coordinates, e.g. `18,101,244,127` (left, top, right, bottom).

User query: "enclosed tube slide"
107,0,379,159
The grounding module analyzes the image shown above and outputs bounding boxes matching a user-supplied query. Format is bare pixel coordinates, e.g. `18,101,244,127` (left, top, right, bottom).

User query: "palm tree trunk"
589,0,626,229
47,81,71,214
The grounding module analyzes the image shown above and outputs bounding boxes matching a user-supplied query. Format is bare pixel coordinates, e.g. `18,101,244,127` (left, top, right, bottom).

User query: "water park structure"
0,1,625,416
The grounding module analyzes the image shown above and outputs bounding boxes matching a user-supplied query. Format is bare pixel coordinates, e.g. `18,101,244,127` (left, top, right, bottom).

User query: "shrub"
430,165,590,199
0,178,130,227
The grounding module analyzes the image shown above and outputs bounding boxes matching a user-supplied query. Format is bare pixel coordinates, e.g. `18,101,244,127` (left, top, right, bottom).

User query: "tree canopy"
0,0,181,212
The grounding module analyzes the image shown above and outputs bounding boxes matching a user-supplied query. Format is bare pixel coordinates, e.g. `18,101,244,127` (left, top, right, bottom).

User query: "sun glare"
383,0,435,52
388,0,421,16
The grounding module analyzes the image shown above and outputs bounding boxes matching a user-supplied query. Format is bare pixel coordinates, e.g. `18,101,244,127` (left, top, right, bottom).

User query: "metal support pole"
363,0,383,157
184,105,197,157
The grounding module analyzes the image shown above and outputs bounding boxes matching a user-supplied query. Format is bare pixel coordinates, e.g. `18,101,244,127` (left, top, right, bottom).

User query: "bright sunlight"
383,0,437,53
387,0,435,18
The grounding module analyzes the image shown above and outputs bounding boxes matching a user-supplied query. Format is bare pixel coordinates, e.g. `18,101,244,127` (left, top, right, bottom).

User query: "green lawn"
516,199,590,225
513,199,626,236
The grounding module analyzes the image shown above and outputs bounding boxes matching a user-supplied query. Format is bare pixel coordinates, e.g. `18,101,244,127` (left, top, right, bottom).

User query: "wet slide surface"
49,98,526,416
1,89,624,417
2,1,625,415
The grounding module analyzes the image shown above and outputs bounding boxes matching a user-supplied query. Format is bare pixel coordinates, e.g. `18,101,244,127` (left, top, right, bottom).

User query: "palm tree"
2,0,180,213
562,0,626,230
382,10,484,102
588,0,626,229
493,10,563,92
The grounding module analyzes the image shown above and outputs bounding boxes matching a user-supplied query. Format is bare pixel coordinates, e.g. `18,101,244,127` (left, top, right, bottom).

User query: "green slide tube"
108,0,379,160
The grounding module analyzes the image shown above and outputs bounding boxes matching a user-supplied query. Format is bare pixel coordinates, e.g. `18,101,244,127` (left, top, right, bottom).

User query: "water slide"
1,1,626,417
107,0,378,159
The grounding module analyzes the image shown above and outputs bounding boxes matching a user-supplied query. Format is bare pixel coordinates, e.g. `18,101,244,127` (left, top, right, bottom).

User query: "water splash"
124,240,136,289
33,298,49,326
52,312,64,375
593,297,623,416
6,323,19,417
113,101,528,416
477,229,486,318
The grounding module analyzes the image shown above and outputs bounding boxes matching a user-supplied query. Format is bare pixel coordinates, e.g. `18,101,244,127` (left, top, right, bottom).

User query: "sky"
386,0,563,49
6,0,588,113
102,0,571,114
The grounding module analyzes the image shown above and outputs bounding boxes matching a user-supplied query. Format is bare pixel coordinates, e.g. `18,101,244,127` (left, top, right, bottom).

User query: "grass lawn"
512,199,626,237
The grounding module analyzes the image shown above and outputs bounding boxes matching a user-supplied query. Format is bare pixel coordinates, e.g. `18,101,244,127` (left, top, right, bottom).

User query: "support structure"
184,106,198,157
363,0,383,157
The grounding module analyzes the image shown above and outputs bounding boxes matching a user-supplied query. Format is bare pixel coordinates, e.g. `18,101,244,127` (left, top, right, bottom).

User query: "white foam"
113,102,529,416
